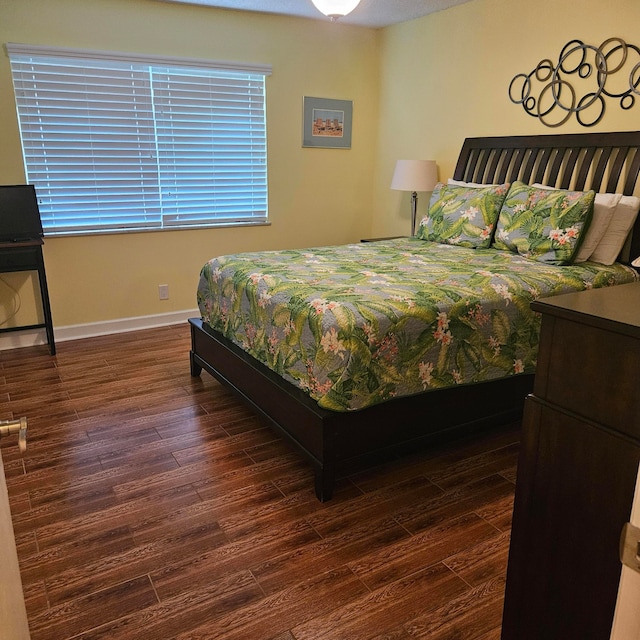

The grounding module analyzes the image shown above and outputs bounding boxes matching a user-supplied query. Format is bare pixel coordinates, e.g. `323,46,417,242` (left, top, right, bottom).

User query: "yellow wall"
0,0,380,327
374,0,640,236
1,0,640,332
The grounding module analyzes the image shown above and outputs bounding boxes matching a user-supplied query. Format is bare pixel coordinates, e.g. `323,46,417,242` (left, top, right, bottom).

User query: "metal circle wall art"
509,38,640,127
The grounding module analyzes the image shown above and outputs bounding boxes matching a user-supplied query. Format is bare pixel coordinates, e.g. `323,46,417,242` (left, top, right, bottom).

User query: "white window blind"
7,44,271,235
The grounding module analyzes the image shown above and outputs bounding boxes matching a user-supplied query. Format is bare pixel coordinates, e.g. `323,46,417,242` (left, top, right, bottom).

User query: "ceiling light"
311,0,361,21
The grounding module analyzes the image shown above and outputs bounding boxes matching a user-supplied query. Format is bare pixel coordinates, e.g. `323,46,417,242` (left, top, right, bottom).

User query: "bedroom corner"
0,0,379,340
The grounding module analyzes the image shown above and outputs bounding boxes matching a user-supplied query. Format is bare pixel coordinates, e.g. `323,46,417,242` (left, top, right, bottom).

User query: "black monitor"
0,185,44,243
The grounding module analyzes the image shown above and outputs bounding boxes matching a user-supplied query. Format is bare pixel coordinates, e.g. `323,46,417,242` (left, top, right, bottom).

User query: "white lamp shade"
391,160,438,192
311,0,361,19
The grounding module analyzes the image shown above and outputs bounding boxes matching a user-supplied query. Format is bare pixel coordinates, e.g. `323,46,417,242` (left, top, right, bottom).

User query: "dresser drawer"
503,395,640,640
0,247,40,270
534,314,640,439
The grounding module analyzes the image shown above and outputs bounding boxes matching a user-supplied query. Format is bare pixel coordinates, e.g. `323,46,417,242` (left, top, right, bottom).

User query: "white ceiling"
157,0,473,28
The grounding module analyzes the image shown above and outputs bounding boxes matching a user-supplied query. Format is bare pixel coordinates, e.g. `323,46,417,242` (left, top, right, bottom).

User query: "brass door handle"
0,417,28,453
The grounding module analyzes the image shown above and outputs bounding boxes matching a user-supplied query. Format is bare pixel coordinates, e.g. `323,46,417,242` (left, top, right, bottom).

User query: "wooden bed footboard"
189,318,533,501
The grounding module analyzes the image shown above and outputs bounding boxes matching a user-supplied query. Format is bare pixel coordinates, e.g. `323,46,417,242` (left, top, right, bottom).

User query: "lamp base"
410,191,418,237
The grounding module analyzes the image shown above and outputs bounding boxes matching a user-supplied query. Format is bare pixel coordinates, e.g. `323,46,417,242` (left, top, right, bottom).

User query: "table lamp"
391,159,438,236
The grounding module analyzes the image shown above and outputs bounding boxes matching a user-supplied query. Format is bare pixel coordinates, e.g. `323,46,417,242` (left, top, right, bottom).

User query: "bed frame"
190,131,640,501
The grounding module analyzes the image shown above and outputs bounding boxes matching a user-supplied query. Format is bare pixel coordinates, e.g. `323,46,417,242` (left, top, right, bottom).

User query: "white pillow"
447,178,499,188
589,195,640,265
531,184,625,263
573,193,621,262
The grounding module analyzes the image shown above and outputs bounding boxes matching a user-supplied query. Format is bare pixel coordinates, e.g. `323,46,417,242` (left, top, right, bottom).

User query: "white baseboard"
0,309,200,351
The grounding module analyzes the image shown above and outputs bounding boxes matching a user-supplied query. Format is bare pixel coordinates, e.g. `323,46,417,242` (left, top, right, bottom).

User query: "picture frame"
302,96,353,149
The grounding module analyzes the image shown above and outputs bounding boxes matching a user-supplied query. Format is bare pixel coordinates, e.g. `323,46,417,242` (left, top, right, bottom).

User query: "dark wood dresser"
501,281,640,640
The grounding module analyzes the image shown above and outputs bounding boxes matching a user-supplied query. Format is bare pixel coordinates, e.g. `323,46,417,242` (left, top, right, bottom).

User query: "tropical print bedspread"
197,239,638,411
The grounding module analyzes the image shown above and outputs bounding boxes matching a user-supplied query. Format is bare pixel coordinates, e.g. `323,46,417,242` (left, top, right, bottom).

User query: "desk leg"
36,249,55,356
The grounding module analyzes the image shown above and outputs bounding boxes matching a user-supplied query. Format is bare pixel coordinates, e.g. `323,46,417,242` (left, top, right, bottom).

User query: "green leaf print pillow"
417,182,510,248
493,181,594,265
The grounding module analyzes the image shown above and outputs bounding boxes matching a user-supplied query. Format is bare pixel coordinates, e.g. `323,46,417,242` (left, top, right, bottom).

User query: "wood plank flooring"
0,324,520,639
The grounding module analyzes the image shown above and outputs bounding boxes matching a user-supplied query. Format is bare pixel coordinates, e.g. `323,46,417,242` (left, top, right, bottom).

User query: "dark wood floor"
0,323,521,640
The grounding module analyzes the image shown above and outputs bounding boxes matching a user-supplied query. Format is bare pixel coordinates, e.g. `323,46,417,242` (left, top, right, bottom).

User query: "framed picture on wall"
302,96,352,149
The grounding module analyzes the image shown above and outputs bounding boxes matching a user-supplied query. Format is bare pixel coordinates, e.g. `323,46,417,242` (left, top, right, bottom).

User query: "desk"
0,240,55,355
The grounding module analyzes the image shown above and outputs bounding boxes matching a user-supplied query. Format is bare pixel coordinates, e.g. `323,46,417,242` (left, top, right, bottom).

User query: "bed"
190,131,640,501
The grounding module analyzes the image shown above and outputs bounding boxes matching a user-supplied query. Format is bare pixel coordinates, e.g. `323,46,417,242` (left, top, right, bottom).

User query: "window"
7,44,271,235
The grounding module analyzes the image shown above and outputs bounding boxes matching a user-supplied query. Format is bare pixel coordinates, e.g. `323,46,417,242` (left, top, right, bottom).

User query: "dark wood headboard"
452,131,640,264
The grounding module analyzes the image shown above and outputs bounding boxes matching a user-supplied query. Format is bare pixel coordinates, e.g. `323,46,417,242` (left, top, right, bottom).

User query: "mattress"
197,238,638,411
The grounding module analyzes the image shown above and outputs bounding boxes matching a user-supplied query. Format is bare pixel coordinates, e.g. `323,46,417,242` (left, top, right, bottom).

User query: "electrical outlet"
158,284,169,300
